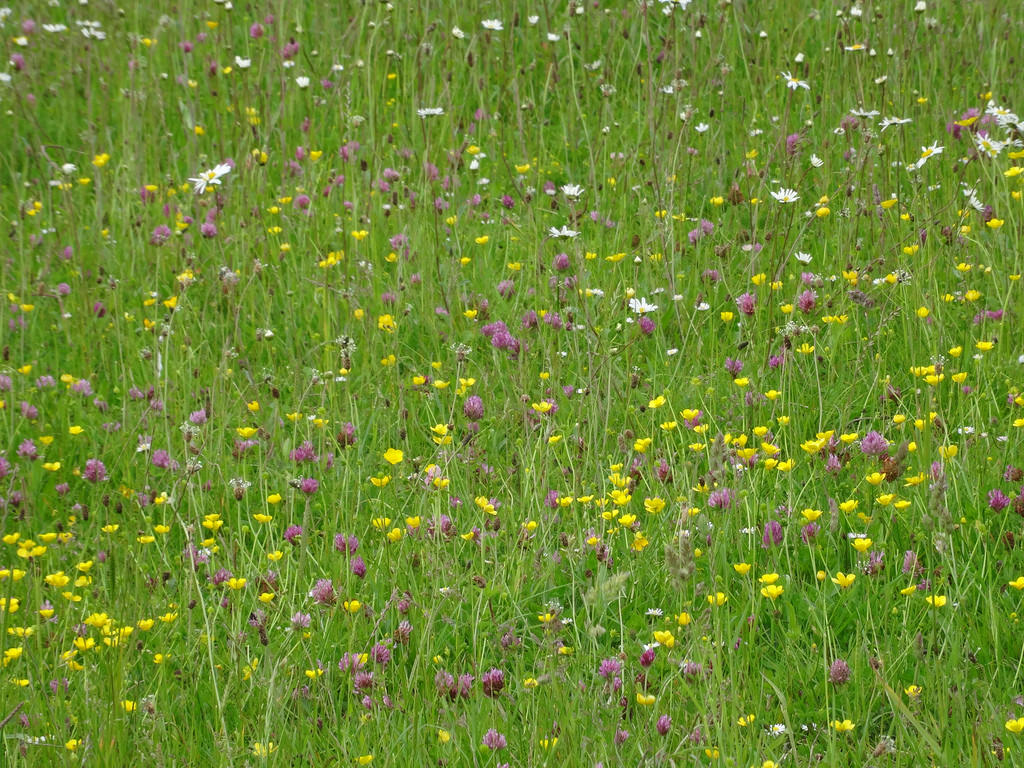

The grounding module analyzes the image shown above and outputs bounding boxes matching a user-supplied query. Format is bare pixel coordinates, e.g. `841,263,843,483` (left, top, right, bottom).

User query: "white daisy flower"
781,70,809,90
915,142,944,169
188,163,231,194
481,19,503,31
548,226,579,239
629,297,659,314
771,187,800,204
879,116,912,131
417,107,444,118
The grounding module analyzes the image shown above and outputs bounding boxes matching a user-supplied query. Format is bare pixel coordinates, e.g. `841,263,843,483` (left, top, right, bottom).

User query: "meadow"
1,0,1023,765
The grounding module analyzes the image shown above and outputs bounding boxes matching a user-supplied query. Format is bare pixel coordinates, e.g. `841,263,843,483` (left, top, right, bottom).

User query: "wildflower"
915,142,943,169
832,572,856,588
83,458,107,482
831,719,855,732
771,187,799,203
828,659,851,685
781,71,809,90
482,729,507,750
189,163,231,194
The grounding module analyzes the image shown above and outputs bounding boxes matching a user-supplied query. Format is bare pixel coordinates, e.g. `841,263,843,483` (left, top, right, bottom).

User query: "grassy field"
1,0,1023,765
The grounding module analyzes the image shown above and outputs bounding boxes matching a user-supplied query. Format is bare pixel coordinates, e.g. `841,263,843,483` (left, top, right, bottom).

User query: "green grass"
0,0,1023,765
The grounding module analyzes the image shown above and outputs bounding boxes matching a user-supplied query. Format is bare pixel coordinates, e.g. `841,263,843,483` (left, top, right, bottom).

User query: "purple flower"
796,289,817,314
334,533,358,554
463,395,484,420
639,647,656,667
724,357,744,377
707,487,735,510
299,477,319,495
83,458,107,483
353,671,374,691
308,578,335,605
598,658,622,679
786,132,801,156
860,430,889,456
17,439,38,460
290,441,318,463
761,520,783,548
828,658,851,685
370,642,392,666
656,714,672,735
482,668,505,697
614,729,630,745
801,522,820,544
284,525,303,545
989,489,1011,511
434,669,456,698
638,316,655,335
482,729,507,750
291,612,311,629
736,292,756,316
339,652,366,673
150,225,172,245
152,449,172,469
336,422,357,447
902,550,919,575
189,409,208,425
351,556,366,579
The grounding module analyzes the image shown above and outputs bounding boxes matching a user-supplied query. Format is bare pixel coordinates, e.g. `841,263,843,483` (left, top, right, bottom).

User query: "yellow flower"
831,719,855,732
831,572,856,588
1006,717,1024,734
122,700,137,712
653,630,675,649
226,578,246,590
252,742,278,757
925,595,947,607
377,314,396,333
905,684,922,698
760,585,784,600
343,600,362,614
382,448,403,465
851,537,873,553
437,729,451,744
636,692,657,706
